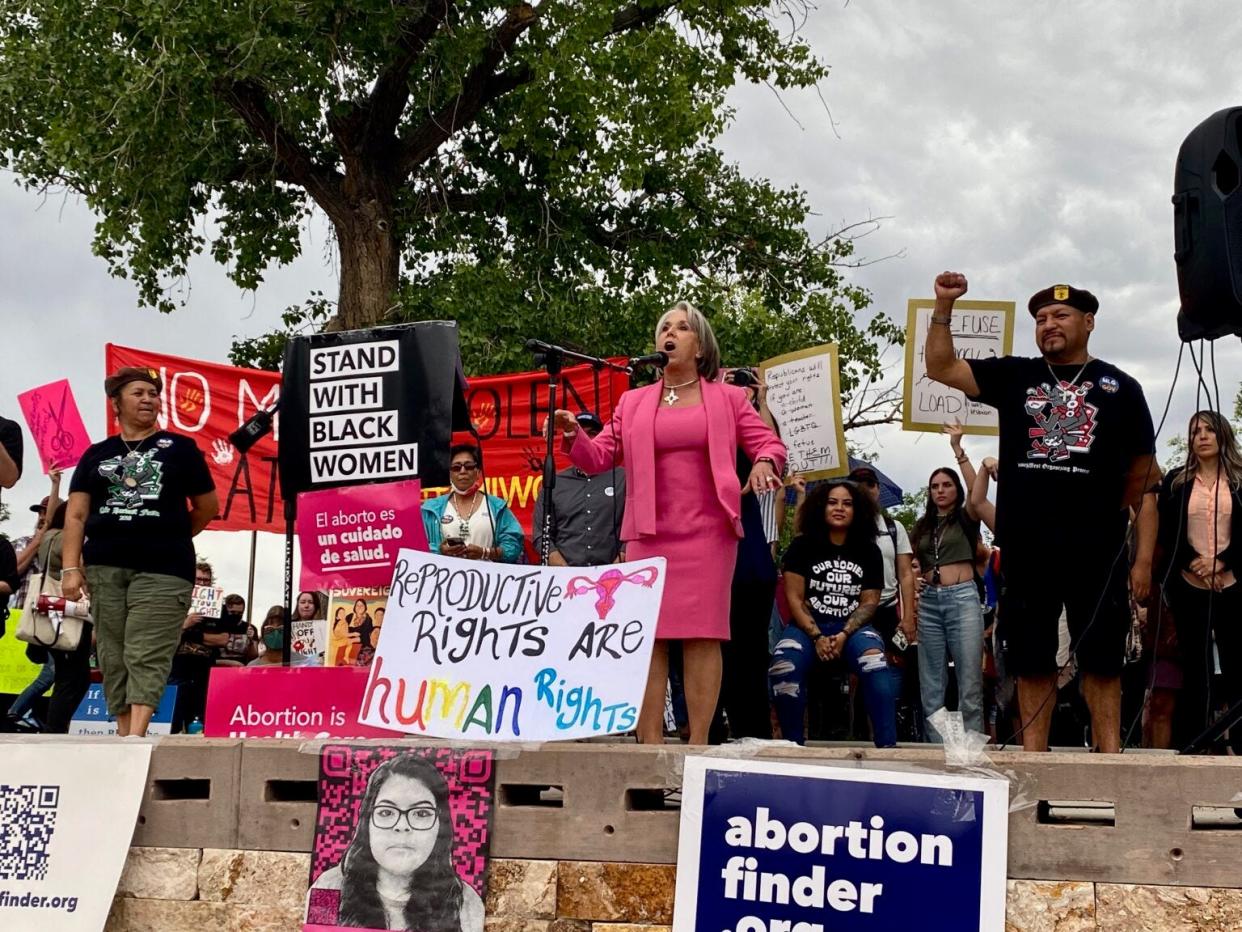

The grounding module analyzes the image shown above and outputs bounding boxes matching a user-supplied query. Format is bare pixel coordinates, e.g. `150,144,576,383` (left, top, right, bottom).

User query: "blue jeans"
769,620,897,747
918,580,985,740
9,658,56,719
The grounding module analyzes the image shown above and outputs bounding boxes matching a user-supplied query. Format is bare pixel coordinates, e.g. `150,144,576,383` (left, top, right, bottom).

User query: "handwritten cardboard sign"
190,585,225,619
16,379,92,472
358,551,665,741
760,345,849,481
903,299,1015,435
297,479,428,591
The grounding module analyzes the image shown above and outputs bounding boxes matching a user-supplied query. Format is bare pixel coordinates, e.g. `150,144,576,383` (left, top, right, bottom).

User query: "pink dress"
626,404,736,640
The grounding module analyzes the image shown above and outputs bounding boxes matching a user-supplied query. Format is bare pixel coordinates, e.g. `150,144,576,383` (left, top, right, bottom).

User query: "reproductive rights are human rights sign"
673,757,1009,932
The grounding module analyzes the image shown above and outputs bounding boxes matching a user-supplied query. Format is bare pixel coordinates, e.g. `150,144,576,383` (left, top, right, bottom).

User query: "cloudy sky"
3,0,1240,617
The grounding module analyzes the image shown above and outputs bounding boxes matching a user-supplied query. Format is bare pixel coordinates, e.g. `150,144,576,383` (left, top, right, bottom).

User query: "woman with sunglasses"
309,753,483,930
421,444,524,563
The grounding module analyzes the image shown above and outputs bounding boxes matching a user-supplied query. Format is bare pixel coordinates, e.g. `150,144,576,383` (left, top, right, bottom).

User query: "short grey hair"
654,300,721,382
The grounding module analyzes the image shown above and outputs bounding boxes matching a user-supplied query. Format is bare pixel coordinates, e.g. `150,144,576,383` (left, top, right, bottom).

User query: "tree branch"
397,4,539,177
610,1,680,34
216,78,348,223
364,0,456,150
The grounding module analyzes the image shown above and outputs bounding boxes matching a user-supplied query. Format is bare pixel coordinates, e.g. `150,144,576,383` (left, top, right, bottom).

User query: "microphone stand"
525,341,629,566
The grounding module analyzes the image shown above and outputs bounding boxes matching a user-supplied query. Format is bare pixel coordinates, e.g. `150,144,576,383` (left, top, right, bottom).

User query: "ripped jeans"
769,621,898,747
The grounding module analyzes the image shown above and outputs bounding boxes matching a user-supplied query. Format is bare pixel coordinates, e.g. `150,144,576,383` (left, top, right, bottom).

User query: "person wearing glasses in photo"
421,444,524,563
309,753,484,931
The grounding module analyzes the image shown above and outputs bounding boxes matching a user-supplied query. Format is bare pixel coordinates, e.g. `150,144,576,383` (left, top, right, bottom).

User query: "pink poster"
17,379,92,472
296,479,428,590
305,745,494,932
204,666,405,739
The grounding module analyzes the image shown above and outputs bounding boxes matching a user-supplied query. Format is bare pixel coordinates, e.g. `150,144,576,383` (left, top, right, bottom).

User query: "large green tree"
1,0,899,395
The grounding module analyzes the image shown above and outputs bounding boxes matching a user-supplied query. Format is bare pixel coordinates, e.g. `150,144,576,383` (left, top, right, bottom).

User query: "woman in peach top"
1157,410,1242,750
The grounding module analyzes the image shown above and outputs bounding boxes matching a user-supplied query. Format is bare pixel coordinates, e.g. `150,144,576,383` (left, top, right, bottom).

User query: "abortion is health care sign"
674,758,1008,932
359,550,665,741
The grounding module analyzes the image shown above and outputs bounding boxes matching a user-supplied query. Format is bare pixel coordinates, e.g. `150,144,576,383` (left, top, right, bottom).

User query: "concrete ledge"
132,738,243,849
135,738,1242,887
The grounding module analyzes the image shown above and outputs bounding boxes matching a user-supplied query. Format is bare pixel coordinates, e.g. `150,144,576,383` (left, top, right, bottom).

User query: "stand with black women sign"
277,322,471,659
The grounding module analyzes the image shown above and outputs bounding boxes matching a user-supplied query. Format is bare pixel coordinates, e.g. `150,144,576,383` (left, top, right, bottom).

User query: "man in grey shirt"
532,412,625,566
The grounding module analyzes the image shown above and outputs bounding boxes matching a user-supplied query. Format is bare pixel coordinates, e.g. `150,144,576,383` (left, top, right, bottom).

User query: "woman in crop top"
910,467,984,741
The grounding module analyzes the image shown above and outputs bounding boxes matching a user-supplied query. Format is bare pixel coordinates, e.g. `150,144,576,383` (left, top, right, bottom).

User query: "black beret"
1028,284,1099,317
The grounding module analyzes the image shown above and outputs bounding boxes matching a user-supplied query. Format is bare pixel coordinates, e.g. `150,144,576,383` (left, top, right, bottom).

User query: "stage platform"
121,737,1241,888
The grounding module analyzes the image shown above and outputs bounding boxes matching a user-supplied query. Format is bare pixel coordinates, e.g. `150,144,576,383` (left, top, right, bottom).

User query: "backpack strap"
882,513,899,552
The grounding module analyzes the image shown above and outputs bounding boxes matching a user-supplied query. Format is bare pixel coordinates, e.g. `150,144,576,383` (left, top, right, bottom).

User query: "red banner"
105,345,628,535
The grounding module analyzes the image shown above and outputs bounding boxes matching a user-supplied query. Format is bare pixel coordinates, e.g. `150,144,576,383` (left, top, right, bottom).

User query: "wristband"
930,315,952,326
811,632,825,641
60,567,81,574
562,429,577,439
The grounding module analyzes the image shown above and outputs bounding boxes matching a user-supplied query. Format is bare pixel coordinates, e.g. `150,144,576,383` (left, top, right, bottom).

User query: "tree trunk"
332,201,400,332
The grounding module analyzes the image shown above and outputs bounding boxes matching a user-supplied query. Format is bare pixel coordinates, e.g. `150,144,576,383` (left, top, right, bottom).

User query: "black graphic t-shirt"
967,355,1154,574
781,535,883,624
69,431,215,582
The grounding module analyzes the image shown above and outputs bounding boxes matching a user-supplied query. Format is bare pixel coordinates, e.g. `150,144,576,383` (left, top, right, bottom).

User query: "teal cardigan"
421,493,526,563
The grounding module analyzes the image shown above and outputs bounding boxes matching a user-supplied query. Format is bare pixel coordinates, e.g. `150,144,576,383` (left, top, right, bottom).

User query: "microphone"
525,339,565,355
627,351,669,369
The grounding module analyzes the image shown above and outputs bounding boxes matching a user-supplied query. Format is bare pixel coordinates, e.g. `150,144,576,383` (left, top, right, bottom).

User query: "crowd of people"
1,280,1239,752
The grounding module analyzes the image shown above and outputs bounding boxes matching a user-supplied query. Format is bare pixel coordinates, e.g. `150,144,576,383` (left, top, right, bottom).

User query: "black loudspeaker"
1173,106,1242,342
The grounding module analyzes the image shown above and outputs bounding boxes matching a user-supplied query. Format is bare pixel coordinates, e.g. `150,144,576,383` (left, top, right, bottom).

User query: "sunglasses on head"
450,462,479,472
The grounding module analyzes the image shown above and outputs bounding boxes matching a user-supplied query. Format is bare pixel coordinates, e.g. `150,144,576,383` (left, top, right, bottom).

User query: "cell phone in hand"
445,537,464,547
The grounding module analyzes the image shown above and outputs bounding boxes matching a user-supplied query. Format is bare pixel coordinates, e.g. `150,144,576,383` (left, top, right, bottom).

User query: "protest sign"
16,380,91,472
358,551,665,741
0,742,151,931
902,299,1015,435
189,584,225,619
279,323,471,497
292,618,327,662
760,346,848,481
305,745,494,932
673,757,1009,932
69,684,176,736
106,343,285,532
325,588,390,668
297,479,428,591
205,667,405,738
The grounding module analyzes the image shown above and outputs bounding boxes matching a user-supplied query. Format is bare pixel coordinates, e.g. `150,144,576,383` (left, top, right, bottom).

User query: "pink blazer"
566,380,787,541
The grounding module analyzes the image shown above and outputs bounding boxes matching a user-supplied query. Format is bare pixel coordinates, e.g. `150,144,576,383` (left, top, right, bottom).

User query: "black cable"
1117,342,1192,750
1181,341,1224,750
999,343,1184,750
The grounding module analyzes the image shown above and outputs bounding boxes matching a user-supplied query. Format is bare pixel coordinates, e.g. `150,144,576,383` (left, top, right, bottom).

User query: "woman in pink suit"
549,301,786,744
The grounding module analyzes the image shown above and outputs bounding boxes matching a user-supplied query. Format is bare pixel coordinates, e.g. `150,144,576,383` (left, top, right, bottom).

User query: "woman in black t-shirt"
772,480,897,746
61,368,218,738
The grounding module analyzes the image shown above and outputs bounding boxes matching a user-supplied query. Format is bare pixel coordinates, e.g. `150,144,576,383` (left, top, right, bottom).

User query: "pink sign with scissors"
16,379,92,472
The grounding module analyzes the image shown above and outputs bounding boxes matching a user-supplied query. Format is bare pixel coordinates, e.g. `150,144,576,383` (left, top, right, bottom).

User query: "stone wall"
108,847,1242,931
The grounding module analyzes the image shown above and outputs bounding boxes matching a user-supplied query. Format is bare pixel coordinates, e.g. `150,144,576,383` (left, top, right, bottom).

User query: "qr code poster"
305,745,494,932
0,742,152,930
